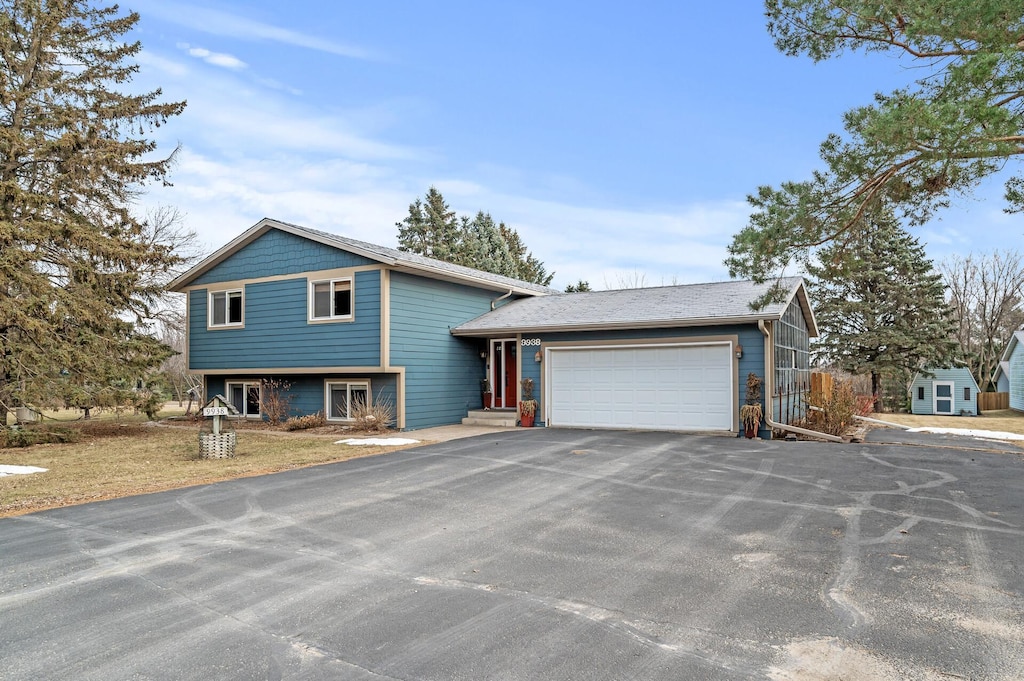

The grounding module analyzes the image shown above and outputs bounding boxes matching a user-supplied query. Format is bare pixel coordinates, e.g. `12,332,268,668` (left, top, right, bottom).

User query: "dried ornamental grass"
350,391,396,432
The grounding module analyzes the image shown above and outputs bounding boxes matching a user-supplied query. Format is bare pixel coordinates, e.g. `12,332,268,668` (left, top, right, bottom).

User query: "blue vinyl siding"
910,367,979,415
206,374,399,425
189,270,381,370
531,325,765,430
389,273,497,429
191,230,376,286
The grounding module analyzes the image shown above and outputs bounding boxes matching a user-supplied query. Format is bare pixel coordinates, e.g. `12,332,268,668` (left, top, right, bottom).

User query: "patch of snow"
0,465,48,477
335,438,420,446
906,427,1024,442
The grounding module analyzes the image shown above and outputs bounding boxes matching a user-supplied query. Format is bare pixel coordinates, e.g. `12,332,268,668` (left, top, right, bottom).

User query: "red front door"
491,340,518,409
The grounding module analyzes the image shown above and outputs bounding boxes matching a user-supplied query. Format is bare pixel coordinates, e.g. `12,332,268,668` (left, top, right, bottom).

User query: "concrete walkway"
394,423,519,443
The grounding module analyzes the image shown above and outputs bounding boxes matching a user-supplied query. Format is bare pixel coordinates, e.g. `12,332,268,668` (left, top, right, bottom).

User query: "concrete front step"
462,409,518,427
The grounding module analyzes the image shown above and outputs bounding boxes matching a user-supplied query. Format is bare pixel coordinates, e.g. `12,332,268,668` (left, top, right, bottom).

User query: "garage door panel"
548,344,733,431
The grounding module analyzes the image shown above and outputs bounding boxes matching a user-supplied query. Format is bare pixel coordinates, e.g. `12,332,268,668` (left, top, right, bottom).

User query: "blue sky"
128,0,1021,289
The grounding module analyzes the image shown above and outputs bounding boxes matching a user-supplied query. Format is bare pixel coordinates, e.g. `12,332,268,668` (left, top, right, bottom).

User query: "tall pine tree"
0,1,187,420
395,187,459,262
807,208,959,411
396,188,554,286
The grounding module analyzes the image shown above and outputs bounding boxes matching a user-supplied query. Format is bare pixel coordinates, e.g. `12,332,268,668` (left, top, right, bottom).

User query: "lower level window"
227,381,261,418
327,381,369,421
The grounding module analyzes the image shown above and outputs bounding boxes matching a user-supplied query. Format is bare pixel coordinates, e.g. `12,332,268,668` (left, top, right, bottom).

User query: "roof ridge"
276,220,558,294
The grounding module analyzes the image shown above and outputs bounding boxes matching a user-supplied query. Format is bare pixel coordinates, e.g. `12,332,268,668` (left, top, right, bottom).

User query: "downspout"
491,289,513,310
758,320,843,443
806,405,911,430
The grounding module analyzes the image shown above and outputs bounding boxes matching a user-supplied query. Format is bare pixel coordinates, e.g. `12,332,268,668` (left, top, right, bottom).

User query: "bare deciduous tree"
941,251,1024,391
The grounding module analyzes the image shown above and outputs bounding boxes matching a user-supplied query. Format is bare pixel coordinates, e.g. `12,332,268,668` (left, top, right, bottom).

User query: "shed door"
933,381,954,415
547,344,733,431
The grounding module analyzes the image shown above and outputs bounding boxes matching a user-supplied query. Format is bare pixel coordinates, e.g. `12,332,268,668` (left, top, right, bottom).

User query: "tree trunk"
871,372,882,413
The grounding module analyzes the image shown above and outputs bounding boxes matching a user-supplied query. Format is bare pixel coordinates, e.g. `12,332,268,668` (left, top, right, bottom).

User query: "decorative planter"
520,412,535,427
744,423,759,439
482,392,493,409
199,431,236,458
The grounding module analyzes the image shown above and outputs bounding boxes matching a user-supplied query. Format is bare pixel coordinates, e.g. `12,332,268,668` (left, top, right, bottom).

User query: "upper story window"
209,289,243,327
309,278,353,321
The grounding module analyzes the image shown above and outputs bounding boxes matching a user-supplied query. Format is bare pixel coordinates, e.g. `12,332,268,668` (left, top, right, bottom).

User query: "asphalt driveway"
1,429,1022,680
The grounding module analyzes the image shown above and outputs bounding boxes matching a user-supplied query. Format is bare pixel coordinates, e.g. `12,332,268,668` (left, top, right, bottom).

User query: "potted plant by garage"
519,377,538,427
481,378,492,409
740,372,763,438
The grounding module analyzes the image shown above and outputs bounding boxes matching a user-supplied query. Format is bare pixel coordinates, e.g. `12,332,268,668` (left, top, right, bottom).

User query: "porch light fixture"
479,351,487,359
534,351,542,362
735,344,743,359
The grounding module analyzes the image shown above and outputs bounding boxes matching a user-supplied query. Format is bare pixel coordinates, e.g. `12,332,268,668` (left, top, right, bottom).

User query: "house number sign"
521,338,541,346
203,406,229,416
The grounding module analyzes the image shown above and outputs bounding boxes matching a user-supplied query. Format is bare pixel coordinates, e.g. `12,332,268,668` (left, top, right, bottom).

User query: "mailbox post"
199,394,239,458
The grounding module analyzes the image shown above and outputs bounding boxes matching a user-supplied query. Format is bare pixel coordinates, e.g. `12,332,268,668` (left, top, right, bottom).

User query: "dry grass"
0,407,426,518
875,409,1024,436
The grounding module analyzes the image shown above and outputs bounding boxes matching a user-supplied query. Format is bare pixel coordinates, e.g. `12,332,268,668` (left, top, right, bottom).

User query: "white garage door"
547,343,734,431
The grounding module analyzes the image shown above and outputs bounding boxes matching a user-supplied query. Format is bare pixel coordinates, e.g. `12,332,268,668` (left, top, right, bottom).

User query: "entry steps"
462,409,518,428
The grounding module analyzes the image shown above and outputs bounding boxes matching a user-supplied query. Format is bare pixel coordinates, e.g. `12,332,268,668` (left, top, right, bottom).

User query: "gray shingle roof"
169,218,558,295
452,277,815,335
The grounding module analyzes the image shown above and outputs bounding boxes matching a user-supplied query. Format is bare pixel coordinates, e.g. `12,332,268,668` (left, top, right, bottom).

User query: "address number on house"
521,338,541,347
203,407,229,416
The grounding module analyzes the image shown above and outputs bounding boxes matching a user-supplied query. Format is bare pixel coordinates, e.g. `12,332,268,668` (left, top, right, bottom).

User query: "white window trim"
226,380,261,418
325,380,371,422
209,288,244,328
308,277,354,322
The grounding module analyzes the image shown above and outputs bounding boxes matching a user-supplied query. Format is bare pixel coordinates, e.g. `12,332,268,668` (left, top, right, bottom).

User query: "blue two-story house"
171,218,817,436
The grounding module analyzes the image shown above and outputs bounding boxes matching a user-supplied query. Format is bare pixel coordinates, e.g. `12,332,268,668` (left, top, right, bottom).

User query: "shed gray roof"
169,218,558,295
452,277,816,336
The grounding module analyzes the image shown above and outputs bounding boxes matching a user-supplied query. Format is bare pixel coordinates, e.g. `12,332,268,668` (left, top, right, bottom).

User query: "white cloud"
143,146,744,291
136,1,376,60
138,50,422,162
177,43,247,70
135,50,190,78
132,19,744,291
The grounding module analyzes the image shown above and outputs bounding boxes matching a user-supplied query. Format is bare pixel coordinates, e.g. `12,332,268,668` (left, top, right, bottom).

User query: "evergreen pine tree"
395,188,554,286
499,223,554,286
807,208,959,411
462,212,516,276
396,187,460,262
0,1,187,420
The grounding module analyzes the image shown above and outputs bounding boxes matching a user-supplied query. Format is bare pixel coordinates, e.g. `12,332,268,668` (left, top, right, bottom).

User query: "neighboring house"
993,360,1010,394
909,367,980,416
998,330,1024,412
171,218,817,437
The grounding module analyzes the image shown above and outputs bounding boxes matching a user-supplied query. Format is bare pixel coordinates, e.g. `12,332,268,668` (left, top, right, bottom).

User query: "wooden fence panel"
810,372,833,406
978,392,1009,411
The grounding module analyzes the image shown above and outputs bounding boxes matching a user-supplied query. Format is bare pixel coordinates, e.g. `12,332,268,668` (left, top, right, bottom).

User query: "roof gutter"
453,314,781,337
491,288,514,310
758,319,843,443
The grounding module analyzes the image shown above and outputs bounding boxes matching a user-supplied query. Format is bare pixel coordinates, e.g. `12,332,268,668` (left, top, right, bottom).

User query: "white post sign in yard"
199,394,239,458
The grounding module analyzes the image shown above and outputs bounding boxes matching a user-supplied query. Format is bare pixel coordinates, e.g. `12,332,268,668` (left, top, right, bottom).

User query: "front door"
933,381,954,415
491,339,518,409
